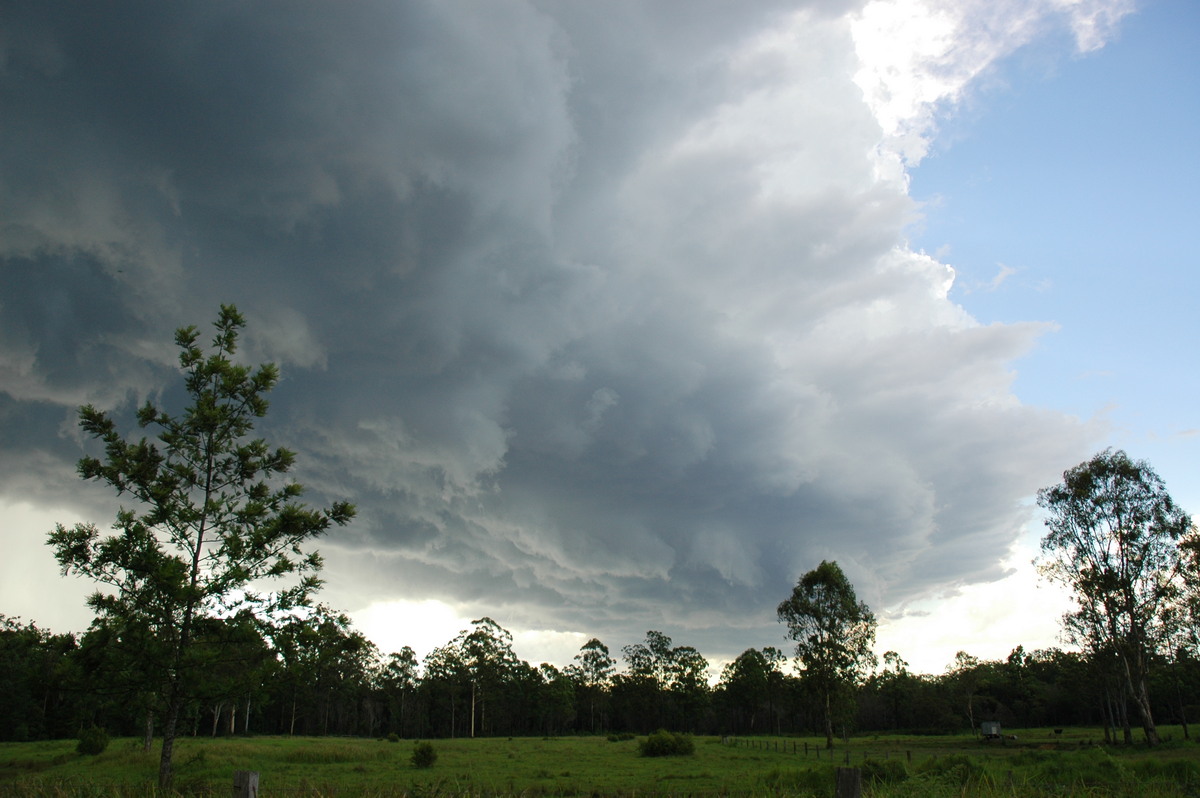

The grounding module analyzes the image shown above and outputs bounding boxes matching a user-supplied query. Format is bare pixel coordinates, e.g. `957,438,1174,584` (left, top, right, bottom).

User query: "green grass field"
1,727,1198,797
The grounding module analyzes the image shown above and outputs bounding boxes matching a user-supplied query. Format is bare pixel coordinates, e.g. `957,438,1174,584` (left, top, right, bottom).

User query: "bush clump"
76,726,110,755
861,757,908,785
606,732,635,742
916,753,986,785
1131,756,1200,785
1030,747,1127,786
411,741,437,769
638,729,695,757
387,732,400,743
761,766,835,797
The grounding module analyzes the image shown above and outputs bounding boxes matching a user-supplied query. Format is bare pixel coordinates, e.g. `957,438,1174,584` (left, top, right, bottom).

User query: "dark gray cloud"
0,0,1094,664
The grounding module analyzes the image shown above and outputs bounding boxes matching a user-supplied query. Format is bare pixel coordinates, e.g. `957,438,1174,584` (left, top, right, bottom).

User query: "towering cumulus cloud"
0,0,1123,659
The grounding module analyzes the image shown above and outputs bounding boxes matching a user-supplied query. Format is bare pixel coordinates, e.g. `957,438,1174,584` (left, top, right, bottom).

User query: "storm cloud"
0,0,1112,662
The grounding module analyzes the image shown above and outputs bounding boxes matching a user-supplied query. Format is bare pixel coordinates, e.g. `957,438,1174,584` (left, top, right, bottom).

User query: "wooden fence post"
835,767,862,798
233,770,259,798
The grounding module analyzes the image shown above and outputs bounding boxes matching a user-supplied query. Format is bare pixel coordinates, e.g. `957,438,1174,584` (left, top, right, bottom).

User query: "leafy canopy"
1037,449,1191,657
50,305,354,625
778,559,877,686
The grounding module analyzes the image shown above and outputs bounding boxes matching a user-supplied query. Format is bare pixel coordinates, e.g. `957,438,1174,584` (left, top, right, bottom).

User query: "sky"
1,0,1195,678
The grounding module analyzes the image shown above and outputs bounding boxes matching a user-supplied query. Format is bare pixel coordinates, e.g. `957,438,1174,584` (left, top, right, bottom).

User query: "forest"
3,609,1200,745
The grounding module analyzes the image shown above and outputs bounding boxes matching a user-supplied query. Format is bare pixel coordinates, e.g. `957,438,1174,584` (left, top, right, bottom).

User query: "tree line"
5,609,1200,746
11,307,1199,789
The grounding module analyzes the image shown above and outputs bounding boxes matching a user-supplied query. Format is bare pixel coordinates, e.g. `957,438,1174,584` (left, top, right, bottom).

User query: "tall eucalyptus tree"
778,560,876,749
1037,449,1194,745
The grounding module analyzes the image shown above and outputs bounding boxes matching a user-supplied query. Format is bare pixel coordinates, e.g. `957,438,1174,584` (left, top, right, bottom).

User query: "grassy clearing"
0,727,1197,797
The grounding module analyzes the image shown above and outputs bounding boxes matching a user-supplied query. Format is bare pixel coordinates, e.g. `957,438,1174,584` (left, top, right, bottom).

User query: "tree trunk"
1101,690,1114,745
823,689,834,750
157,689,184,790
400,691,407,738
1176,678,1191,740
1131,676,1159,744
1119,695,1133,745
322,689,331,736
1116,650,1160,745
142,708,154,754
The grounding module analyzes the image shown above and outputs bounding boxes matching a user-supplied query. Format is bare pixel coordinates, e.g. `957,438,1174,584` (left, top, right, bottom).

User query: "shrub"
606,732,635,742
916,753,985,785
761,766,834,797
387,732,400,743
861,757,908,785
76,726,110,755
1030,747,1127,786
1131,756,1200,785
638,729,694,757
411,741,437,769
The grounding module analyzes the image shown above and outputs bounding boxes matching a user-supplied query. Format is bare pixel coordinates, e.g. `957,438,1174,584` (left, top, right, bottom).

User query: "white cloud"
988,263,1019,292
351,598,471,662
876,533,1076,674
1053,0,1137,52
852,0,1135,167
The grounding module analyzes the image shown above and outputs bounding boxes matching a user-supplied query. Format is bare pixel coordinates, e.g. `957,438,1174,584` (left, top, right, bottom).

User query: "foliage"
74,727,109,756
778,560,877,748
716,646,787,734
8,593,1200,742
266,604,378,737
861,756,909,784
760,764,836,796
1129,756,1200,785
915,753,986,785
637,729,695,757
1024,746,1129,786
378,647,420,738
410,740,437,768
46,305,354,787
0,616,77,742
1037,449,1195,745
615,631,710,732
569,638,615,733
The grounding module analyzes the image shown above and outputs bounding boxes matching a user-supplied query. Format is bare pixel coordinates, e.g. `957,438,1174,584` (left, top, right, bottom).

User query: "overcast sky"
2,0,1194,677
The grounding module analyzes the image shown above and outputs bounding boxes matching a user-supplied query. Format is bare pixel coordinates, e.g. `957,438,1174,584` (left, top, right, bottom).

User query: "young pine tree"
49,305,354,788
